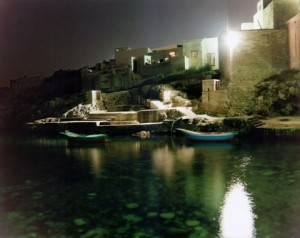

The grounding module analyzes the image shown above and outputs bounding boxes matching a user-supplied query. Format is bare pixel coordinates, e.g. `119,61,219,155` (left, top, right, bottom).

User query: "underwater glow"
219,181,255,238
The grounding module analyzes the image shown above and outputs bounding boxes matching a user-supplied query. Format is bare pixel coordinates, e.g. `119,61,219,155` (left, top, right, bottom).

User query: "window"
169,51,176,57
207,53,215,66
191,51,198,57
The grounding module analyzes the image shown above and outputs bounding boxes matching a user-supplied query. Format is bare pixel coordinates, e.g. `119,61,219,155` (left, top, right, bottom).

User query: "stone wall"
253,0,298,30
273,0,298,29
287,13,300,69
102,91,134,111
82,68,142,93
219,29,289,115
201,89,229,115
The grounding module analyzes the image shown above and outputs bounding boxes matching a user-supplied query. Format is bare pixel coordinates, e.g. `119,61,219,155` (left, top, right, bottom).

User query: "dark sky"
0,0,257,87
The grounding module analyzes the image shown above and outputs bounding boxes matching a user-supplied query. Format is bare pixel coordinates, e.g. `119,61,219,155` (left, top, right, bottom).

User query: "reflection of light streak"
107,141,141,156
66,148,104,177
176,147,194,166
152,146,195,180
87,149,103,177
152,146,174,180
219,181,256,238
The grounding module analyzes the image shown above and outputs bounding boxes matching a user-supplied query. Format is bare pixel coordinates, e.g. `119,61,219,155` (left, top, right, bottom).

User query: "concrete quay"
26,119,175,136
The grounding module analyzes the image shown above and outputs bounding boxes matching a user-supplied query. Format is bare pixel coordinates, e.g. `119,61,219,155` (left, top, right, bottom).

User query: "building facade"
287,12,300,69
242,0,299,30
82,38,219,93
219,29,289,114
216,0,298,115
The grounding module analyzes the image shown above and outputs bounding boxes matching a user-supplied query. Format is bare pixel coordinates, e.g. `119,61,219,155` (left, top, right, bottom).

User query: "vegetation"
0,69,84,134
2,65,300,135
40,69,82,99
255,69,300,116
158,64,219,99
160,64,218,84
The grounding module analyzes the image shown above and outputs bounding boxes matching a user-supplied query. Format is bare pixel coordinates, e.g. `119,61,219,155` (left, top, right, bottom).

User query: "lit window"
191,51,198,57
169,51,176,57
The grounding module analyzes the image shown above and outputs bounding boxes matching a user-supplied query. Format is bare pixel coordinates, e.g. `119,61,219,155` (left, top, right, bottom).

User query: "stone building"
115,47,151,71
82,38,219,93
136,44,186,77
81,0,300,116
81,65,142,93
136,38,219,78
214,0,298,115
183,38,219,70
287,12,300,69
219,29,289,114
242,0,299,30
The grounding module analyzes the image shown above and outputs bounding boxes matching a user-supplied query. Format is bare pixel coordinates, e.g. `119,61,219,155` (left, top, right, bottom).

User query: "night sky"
0,0,257,87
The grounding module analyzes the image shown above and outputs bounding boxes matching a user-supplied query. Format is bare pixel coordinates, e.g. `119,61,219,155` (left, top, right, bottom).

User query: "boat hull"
176,128,237,142
60,131,108,143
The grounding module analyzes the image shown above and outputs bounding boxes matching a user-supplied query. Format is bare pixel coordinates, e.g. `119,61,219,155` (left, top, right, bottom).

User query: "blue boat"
176,128,237,142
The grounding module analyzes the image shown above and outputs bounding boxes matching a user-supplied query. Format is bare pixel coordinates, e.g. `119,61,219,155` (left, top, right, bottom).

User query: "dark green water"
0,135,299,238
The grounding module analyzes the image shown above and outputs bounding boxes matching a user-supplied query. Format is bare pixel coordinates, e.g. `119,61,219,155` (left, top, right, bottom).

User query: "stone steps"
248,117,265,128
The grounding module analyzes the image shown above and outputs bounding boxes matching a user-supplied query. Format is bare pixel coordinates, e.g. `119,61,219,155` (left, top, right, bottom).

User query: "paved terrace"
258,117,300,129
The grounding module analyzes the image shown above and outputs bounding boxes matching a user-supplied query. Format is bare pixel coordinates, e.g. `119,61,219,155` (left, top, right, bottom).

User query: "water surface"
0,135,299,238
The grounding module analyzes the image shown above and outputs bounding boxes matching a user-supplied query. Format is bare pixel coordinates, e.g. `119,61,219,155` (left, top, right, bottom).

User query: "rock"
133,131,150,139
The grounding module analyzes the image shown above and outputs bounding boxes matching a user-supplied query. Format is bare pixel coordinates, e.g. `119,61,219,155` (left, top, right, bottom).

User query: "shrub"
255,69,300,116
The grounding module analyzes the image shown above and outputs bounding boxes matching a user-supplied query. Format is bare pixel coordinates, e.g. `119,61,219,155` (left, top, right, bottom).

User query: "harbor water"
0,134,299,238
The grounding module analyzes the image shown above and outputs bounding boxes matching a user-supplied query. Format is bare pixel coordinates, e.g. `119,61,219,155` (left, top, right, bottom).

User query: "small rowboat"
176,128,237,142
60,131,108,143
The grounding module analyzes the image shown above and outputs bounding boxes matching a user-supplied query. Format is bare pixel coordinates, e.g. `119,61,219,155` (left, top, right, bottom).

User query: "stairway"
247,116,265,128
175,107,197,118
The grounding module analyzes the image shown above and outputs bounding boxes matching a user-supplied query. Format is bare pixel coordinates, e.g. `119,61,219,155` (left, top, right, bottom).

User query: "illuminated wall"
182,38,219,70
219,29,289,115
200,79,229,115
183,39,202,69
201,38,219,70
252,0,298,30
287,12,300,69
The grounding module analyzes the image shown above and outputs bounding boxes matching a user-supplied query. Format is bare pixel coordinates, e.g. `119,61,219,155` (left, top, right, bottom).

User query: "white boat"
60,131,108,143
176,128,237,142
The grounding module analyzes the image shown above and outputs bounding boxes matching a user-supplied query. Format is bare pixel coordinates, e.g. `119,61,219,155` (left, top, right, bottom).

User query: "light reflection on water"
219,154,256,238
152,145,195,181
0,135,300,237
219,180,256,238
66,147,105,177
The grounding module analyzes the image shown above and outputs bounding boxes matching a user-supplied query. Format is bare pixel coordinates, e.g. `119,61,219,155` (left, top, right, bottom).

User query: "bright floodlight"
226,31,240,49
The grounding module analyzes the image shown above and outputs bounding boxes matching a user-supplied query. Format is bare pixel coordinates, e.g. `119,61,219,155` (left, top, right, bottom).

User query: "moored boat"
60,130,108,143
176,128,237,142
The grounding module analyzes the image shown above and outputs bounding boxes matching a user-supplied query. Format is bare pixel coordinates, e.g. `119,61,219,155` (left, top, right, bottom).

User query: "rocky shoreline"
26,114,300,141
